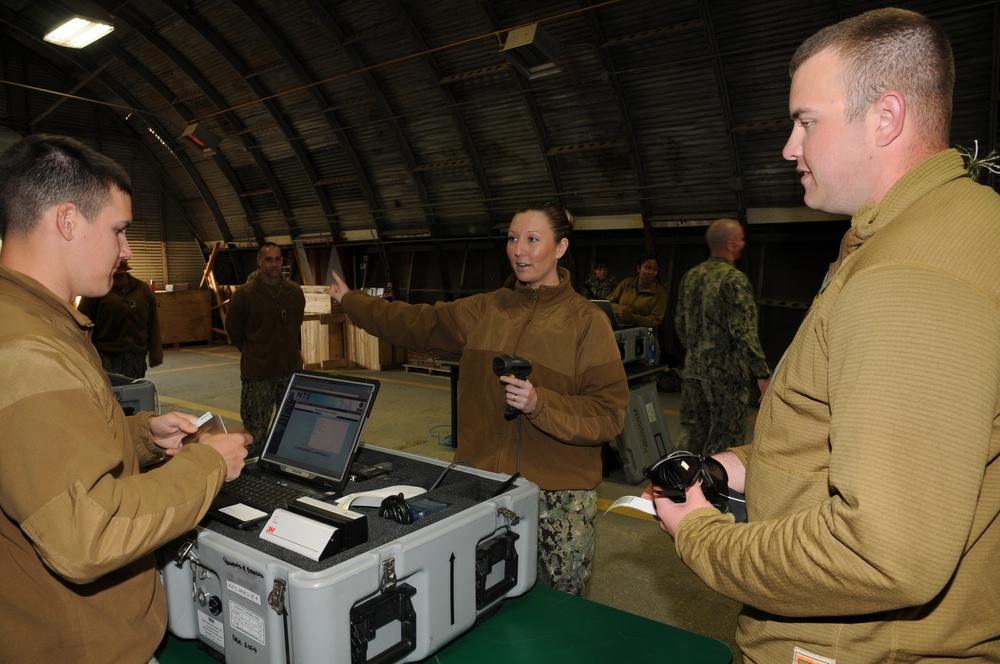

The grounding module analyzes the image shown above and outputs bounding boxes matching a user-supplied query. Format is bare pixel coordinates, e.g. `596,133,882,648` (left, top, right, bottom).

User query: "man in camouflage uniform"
675,219,770,455
579,260,618,300
226,243,305,457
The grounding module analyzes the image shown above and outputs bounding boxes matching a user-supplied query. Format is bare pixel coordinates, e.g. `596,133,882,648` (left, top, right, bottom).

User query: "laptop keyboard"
222,472,306,512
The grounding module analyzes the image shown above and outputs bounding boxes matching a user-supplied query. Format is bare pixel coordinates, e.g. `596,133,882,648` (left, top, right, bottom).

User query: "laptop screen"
590,299,624,330
259,371,380,488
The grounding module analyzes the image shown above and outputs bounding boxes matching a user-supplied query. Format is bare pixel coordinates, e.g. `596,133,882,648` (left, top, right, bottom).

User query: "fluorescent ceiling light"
43,17,114,48
500,23,562,80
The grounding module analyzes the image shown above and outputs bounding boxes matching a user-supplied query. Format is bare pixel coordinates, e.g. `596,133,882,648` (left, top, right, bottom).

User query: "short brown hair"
790,8,954,142
706,218,741,249
0,134,132,239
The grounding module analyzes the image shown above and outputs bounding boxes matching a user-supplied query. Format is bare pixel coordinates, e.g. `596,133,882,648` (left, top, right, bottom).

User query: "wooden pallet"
403,362,450,376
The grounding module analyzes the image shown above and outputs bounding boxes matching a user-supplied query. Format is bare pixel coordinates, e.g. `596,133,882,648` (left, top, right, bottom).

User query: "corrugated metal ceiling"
0,0,997,247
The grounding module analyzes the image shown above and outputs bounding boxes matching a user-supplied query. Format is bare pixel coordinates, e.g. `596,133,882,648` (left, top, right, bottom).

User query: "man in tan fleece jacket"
646,9,1000,663
0,135,250,663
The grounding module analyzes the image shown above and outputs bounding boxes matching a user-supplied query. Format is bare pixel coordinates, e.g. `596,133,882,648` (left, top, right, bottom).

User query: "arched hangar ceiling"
1,0,998,248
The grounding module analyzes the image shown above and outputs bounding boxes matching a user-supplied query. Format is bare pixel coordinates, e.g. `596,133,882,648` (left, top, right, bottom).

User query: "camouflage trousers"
99,351,148,379
678,375,751,456
240,377,290,458
536,488,598,597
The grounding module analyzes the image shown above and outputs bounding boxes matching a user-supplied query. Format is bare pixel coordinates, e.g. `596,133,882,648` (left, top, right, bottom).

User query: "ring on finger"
511,394,517,402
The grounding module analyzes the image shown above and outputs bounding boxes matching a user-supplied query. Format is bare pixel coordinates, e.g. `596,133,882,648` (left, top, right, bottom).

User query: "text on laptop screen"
264,374,376,481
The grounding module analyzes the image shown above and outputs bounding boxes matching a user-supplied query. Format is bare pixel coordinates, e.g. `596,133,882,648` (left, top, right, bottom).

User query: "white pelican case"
107,371,159,415
159,444,538,664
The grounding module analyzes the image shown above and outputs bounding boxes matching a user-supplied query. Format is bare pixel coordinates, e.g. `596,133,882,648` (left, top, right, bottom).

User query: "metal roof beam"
208,1,345,238
308,6,436,222
389,0,496,225
477,0,563,206
697,0,746,220
0,9,230,243
100,1,285,241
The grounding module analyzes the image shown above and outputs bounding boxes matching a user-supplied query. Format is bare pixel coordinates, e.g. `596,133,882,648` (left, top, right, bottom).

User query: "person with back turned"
674,218,770,456
644,9,1000,662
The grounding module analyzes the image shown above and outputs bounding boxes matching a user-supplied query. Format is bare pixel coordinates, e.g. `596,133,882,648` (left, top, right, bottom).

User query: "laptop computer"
206,371,380,528
590,299,626,330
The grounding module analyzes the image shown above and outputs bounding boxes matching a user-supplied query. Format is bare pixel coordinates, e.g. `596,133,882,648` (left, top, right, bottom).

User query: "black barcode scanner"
492,355,532,420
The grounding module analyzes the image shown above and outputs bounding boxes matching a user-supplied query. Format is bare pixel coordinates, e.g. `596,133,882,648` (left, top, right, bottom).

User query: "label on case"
198,612,225,647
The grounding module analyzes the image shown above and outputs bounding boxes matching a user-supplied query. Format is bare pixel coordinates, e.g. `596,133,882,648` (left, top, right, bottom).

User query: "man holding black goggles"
640,9,1000,664
641,451,732,515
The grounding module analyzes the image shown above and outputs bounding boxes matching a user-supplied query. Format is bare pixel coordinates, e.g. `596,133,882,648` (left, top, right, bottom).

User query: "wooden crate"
301,285,334,315
343,318,406,370
300,313,348,370
156,289,212,345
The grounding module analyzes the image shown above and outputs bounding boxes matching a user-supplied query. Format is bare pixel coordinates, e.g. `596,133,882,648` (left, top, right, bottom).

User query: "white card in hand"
182,412,227,445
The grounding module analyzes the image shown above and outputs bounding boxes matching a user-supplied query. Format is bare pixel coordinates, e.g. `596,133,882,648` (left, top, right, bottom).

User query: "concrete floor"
148,345,750,662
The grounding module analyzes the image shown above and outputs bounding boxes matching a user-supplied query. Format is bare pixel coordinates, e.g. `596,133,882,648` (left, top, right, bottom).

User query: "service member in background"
674,218,770,456
579,259,618,300
606,254,667,329
0,134,249,663
645,9,1000,663
226,242,306,458
78,258,163,379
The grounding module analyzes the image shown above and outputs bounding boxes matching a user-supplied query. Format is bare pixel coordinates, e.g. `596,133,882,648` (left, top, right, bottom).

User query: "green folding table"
159,583,732,663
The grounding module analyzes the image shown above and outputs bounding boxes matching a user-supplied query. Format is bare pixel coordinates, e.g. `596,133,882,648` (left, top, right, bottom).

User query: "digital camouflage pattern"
580,275,619,300
678,374,752,454
675,257,769,455
536,488,598,596
240,376,290,457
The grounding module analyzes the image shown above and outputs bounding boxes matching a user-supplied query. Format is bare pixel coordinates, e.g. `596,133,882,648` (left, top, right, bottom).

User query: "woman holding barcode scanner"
328,202,628,596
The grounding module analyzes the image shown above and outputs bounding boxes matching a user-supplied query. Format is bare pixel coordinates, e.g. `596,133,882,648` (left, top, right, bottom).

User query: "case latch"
380,557,397,592
497,506,520,530
172,536,198,568
268,578,287,616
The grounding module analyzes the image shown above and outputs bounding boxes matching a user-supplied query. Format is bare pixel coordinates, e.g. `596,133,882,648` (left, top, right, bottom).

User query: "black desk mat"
187,446,510,573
